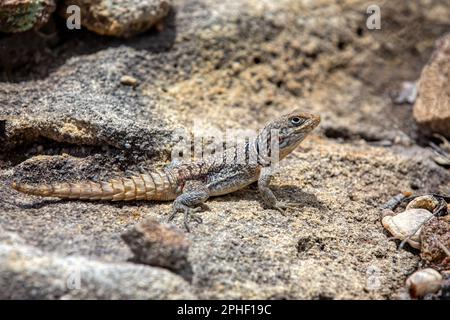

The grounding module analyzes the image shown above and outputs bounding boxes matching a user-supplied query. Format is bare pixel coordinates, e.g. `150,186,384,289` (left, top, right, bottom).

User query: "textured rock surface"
413,34,450,137
0,229,194,299
60,0,172,37
1,0,450,299
420,216,450,271
122,218,192,281
0,54,176,157
0,0,56,33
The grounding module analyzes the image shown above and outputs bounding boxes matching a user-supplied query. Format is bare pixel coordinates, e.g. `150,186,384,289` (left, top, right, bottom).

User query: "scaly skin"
12,170,180,201
12,110,320,231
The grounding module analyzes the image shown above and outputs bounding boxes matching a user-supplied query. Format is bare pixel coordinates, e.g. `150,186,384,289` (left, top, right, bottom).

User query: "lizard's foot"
271,201,302,213
168,205,204,232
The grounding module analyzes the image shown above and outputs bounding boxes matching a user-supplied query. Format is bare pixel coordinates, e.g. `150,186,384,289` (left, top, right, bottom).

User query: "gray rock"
0,226,26,246
0,241,195,299
1,63,176,158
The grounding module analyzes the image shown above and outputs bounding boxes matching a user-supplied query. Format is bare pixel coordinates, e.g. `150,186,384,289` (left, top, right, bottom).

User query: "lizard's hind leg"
168,181,210,232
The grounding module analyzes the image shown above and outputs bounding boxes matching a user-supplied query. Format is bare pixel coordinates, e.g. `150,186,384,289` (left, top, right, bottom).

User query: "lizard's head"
261,109,320,159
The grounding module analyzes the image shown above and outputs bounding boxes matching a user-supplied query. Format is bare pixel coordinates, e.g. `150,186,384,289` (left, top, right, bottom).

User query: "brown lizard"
12,110,320,231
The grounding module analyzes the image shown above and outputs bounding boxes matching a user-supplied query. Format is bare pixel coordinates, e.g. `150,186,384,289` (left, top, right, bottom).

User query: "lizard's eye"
290,117,304,126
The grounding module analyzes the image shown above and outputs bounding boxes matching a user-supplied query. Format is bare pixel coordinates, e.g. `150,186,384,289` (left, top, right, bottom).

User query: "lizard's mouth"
295,115,321,133
310,114,321,127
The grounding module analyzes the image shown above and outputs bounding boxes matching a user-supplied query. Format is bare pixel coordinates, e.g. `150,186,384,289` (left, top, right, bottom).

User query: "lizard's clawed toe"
183,208,204,232
168,204,205,232
167,209,178,222
190,212,203,224
272,201,302,213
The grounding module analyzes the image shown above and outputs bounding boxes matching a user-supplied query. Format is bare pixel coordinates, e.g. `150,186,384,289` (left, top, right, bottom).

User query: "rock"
60,0,171,37
0,241,195,299
381,209,396,219
405,268,442,299
432,153,450,166
382,209,434,249
420,216,450,270
120,75,139,87
406,195,440,212
0,0,56,33
0,226,26,246
0,68,176,158
413,33,450,137
121,219,192,281
392,81,417,105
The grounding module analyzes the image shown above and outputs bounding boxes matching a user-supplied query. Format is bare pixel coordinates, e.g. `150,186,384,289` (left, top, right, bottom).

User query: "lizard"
11,110,321,231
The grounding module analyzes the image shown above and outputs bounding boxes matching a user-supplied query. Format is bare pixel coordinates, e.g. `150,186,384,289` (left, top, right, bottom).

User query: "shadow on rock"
214,184,327,211
275,185,327,211
0,9,177,82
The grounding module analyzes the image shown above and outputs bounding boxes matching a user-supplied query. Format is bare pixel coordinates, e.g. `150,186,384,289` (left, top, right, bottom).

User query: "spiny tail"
11,172,177,201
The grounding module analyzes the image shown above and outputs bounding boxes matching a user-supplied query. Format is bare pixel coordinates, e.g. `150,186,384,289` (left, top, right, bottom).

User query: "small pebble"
406,268,442,298
406,195,440,212
392,81,417,104
120,75,138,87
382,208,433,249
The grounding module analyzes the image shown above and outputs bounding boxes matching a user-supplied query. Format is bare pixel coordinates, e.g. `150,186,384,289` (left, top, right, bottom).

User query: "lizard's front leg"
258,166,299,213
168,180,210,232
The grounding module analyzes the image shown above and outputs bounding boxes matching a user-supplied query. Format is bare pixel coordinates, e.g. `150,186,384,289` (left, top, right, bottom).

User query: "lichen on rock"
0,0,56,33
